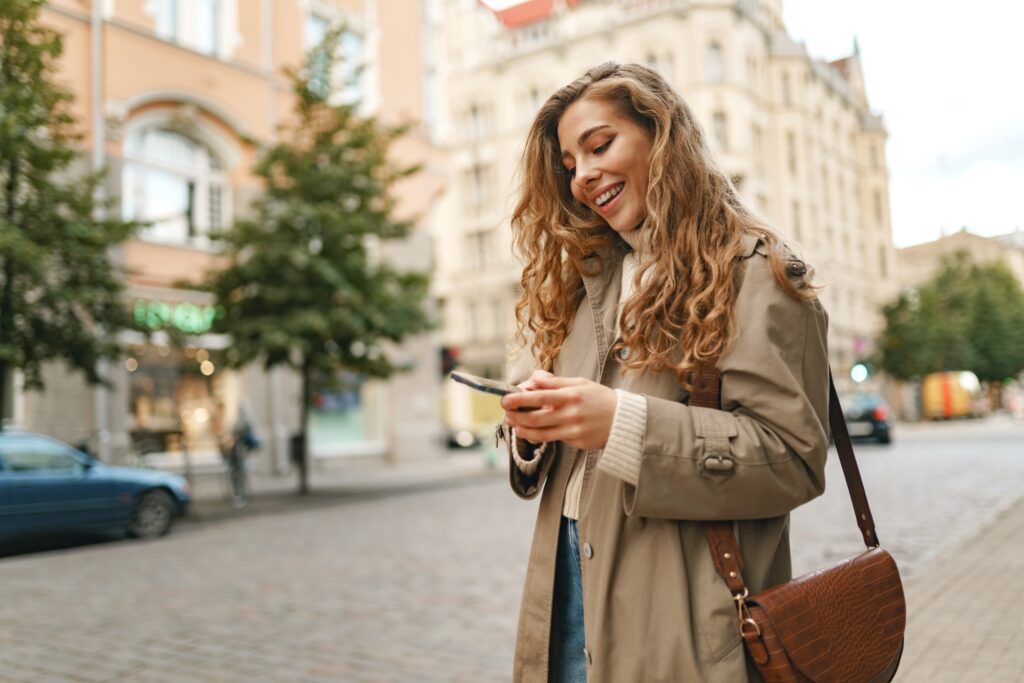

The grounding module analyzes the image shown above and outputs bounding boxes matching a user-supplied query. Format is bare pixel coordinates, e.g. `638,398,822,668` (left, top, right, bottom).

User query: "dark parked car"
0,430,191,542
840,393,893,444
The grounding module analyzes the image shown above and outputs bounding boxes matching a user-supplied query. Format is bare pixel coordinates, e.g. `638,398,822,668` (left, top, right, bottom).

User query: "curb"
182,467,506,525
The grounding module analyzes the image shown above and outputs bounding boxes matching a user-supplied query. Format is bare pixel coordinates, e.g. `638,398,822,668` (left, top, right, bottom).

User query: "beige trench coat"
502,233,830,683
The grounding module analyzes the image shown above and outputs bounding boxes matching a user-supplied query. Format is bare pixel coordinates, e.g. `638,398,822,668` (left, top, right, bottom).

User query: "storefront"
123,295,241,471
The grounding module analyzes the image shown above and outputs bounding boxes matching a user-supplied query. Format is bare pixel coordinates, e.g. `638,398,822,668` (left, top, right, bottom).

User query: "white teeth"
596,183,624,206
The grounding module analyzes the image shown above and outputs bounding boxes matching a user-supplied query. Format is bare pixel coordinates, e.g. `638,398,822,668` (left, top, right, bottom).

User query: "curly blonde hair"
511,62,814,389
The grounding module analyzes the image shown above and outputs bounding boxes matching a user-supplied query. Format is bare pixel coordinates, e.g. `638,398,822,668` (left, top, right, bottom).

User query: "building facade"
16,0,444,472
432,0,899,427
898,228,1024,291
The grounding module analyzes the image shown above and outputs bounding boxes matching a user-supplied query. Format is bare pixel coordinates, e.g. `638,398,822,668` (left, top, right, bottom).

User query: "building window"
751,123,764,178
781,72,791,106
462,164,494,214
707,42,724,83
870,144,879,169
123,128,228,246
713,112,728,151
466,104,492,142
873,190,884,223
153,0,225,56
305,12,365,105
465,230,492,269
786,131,797,176
127,344,231,458
879,245,888,278
838,176,846,221
467,301,480,341
821,165,829,211
792,200,801,240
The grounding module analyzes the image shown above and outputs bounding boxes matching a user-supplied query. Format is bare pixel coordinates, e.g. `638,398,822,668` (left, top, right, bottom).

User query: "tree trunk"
1,157,19,430
298,358,311,495
0,360,7,430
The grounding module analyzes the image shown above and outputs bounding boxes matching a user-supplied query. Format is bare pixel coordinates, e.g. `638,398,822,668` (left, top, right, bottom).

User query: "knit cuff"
510,427,549,476
597,389,647,486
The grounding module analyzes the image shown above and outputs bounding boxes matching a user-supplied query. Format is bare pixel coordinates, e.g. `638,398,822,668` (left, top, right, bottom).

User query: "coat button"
583,648,593,665
582,542,593,559
617,347,629,360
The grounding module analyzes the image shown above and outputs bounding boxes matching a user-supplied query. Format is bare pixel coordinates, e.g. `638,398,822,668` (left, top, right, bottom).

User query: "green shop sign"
134,300,225,335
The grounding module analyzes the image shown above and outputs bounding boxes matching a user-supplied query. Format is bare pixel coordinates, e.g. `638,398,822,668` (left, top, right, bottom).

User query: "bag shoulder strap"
691,361,880,597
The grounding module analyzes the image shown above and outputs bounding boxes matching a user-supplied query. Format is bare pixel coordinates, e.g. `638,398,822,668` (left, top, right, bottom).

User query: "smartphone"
449,371,522,397
449,371,540,412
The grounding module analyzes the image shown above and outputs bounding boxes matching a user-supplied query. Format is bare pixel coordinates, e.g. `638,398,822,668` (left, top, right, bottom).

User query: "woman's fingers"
502,388,576,412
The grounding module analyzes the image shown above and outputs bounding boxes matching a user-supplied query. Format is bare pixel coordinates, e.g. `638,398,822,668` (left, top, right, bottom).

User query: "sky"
481,0,1023,247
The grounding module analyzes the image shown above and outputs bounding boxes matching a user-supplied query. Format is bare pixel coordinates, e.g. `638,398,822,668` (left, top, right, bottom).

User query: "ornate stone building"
431,0,898,427
15,0,444,471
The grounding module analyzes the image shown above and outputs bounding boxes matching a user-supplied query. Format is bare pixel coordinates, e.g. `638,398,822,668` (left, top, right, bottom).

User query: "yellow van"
921,371,982,419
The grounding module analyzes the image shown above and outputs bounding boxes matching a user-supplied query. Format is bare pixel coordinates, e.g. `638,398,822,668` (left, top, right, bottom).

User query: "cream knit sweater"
510,229,649,519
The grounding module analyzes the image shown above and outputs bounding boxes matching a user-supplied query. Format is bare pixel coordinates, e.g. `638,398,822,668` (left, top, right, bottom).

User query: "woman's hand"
501,374,617,451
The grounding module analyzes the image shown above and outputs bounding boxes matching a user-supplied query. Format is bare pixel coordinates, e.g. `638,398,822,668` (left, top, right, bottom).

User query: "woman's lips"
597,184,624,215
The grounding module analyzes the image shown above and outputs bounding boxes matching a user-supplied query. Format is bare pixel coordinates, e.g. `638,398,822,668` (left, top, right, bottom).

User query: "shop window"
311,372,367,444
122,128,229,246
127,345,232,458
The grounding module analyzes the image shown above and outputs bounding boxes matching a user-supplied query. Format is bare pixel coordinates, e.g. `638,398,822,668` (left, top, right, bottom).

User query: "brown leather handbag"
691,366,906,683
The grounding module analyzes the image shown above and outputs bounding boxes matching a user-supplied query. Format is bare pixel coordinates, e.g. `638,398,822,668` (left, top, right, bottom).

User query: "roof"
480,0,584,29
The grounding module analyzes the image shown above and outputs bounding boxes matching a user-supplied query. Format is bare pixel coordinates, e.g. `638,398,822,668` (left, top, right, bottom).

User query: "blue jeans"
553,516,587,682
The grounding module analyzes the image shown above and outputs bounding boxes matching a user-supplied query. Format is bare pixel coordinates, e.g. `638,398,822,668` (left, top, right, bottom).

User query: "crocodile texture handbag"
692,366,906,683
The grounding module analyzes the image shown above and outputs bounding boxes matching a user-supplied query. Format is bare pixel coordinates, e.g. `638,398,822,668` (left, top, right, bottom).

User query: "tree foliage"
877,251,1024,382
204,27,433,493
0,0,139,422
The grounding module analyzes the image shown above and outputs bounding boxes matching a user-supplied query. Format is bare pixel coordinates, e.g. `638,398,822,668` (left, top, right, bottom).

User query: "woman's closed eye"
594,138,612,154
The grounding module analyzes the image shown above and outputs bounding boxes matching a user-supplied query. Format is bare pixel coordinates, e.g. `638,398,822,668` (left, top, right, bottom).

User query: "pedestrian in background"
497,62,831,682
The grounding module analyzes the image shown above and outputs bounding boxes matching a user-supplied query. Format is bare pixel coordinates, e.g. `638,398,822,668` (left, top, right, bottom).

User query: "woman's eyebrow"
560,124,611,160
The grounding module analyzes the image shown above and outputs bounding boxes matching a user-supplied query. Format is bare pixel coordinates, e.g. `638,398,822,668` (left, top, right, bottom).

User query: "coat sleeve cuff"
510,427,549,476
597,389,646,486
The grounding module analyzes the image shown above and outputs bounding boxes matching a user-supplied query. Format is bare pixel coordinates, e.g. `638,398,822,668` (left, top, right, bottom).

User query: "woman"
497,62,830,682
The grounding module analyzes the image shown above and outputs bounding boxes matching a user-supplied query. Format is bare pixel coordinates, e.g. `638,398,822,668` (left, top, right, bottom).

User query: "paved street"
0,418,1021,682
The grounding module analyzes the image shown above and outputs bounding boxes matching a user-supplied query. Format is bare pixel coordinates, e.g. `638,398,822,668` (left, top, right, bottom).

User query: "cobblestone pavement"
0,418,1020,682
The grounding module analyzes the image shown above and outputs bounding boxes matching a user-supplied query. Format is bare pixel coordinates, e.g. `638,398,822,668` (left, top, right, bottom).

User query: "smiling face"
557,96,654,233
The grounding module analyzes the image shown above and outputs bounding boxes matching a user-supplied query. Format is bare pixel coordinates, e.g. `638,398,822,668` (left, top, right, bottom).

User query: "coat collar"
578,231,759,380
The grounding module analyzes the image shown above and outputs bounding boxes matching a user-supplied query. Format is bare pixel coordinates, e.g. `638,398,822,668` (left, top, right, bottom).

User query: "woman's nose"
576,162,600,187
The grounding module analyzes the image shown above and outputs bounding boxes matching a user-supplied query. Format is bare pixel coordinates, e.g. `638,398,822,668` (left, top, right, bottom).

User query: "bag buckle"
733,589,761,638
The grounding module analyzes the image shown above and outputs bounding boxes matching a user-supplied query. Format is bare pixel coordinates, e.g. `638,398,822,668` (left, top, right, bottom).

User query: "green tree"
205,28,433,494
0,0,139,425
877,251,1024,387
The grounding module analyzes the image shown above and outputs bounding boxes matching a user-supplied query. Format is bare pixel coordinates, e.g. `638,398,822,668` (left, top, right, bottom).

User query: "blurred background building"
10,0,907,466
898,227,1024,290
432,0,898,430
15,0,445,472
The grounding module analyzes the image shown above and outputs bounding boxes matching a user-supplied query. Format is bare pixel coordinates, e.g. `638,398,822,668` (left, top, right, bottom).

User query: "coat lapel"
579,243,627,382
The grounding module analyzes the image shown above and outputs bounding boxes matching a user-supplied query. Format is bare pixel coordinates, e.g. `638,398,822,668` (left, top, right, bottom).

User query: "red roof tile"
480,0,583,29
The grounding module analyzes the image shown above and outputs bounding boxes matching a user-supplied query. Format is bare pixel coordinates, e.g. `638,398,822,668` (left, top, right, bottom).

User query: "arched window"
707,42,724,83
122,128,228,246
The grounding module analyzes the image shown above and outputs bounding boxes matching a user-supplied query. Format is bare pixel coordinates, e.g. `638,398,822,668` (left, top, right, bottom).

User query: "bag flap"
749,548,906,683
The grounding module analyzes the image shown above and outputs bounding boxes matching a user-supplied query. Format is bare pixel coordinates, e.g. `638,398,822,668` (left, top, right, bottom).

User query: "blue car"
0,430,191,542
